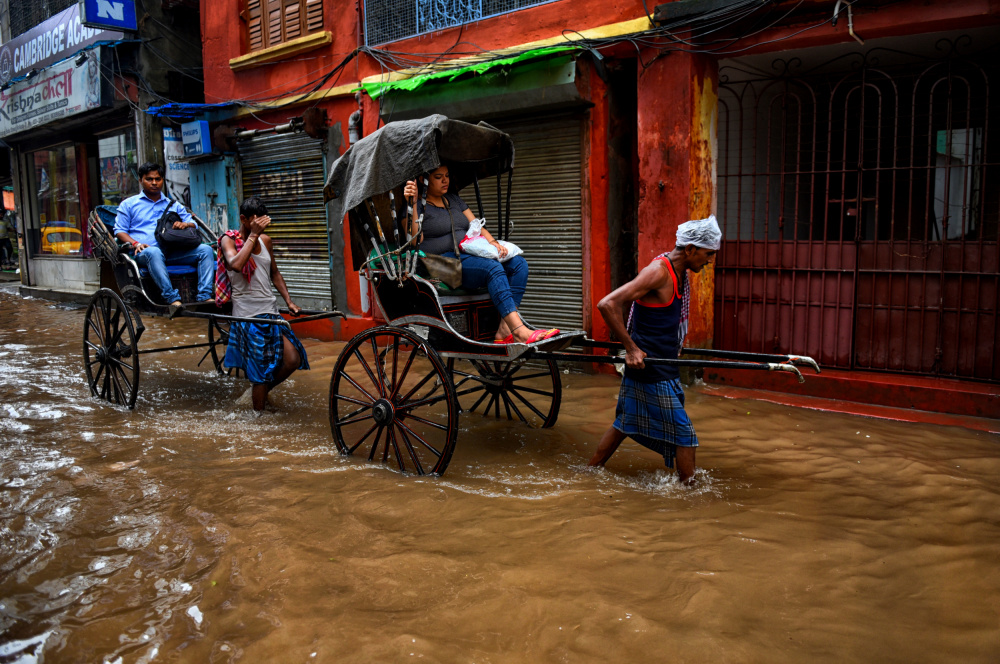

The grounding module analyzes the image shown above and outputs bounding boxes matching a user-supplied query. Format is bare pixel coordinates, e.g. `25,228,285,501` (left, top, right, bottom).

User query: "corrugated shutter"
462,114,584,331
238,132,332,307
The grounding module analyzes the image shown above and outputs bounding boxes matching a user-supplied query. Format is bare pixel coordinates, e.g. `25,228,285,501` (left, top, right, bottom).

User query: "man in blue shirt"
114,162,214,306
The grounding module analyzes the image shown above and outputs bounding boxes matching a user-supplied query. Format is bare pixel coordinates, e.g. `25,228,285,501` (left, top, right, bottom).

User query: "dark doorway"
606,58,639,292
716,38,1000,381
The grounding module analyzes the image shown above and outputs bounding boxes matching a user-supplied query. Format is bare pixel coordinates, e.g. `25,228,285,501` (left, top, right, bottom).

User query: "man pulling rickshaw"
589,216,722,483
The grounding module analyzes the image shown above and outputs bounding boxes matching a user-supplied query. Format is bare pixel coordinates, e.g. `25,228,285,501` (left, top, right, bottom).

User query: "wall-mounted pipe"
847,4,864,45
832,0,864,45
234,118,304,140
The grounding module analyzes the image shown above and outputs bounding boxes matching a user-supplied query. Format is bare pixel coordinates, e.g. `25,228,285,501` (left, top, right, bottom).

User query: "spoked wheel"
329,326,459,476
205,318,243,378
448,358,562,429
82,288,140,409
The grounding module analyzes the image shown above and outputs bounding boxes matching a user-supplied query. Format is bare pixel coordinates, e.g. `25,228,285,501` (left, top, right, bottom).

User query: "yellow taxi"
41,222,83,254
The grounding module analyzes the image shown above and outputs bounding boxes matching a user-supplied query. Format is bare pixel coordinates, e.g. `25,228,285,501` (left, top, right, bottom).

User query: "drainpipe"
356,0,364,49
348,92,363,145
832,0,864,45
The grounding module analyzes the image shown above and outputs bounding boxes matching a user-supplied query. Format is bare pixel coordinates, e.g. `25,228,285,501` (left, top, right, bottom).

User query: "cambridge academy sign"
0,4,122,86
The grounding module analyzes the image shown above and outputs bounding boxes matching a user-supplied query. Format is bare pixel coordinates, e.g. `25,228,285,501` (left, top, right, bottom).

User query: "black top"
418,193,469,255
624,257,684,383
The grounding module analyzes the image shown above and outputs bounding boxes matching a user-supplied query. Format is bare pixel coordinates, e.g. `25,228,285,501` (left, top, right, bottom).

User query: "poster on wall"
163,127,190,208
0,52,102,138
99,154,136,205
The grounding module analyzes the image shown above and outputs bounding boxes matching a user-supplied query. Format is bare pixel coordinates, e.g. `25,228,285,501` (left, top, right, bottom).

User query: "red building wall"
201,1,654,106
199,0,666,341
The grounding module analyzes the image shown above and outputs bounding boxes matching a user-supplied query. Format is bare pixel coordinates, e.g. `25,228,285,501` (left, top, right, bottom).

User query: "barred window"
242,0,324,52
10,0,77,38
364,0,559,46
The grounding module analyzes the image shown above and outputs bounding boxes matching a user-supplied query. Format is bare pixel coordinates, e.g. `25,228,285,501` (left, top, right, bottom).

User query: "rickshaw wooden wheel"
448,358,562,429
329,326,459,476
83,288,140,409
207,318,244,378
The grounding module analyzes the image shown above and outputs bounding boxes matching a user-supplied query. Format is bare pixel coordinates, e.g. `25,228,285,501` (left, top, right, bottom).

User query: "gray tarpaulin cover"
323,114,514,224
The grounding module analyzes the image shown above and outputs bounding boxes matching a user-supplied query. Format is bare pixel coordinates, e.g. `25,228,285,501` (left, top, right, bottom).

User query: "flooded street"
2,283,999,663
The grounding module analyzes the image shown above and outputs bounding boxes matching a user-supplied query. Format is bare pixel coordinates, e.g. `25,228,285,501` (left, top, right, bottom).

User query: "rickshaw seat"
95,205,118,229
142,265,197,277
95,204,201,276
365,245,489,297
434,284,489,297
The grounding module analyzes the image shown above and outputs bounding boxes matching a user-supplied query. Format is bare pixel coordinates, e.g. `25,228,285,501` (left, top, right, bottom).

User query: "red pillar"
580,61,612,342
636,50,718,348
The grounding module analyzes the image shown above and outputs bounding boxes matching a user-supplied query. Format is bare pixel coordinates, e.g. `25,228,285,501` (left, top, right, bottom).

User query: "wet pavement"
1,282,999,663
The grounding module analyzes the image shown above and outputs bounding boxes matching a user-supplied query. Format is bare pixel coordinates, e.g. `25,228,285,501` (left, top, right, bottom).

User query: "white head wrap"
676,214,722,250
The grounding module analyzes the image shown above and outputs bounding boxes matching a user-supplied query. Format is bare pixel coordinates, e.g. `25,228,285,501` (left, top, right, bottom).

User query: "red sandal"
525,328,560,344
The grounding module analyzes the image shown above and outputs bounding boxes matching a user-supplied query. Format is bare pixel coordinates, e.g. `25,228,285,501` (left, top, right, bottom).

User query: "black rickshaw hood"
323,114,515,222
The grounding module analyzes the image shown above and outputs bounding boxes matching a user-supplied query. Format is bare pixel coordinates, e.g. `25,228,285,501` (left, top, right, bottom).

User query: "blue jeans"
445,252,528,318
135,243,215,303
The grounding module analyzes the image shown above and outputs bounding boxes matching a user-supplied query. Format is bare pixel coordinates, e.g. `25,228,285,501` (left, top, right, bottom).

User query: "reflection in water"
1,284,999,662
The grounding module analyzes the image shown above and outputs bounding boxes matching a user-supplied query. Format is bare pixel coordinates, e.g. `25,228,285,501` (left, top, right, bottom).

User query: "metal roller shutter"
462,114,584,331
238,132,332,308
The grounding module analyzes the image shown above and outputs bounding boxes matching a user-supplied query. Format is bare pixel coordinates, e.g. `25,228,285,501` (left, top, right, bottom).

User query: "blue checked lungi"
613,376,699,468
224,313,310,384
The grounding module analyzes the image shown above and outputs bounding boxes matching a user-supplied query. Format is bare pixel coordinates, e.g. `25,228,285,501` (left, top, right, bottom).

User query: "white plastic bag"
460,219,523,263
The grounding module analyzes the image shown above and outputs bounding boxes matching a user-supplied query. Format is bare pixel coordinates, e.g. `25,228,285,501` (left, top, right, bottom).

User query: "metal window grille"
715,39,1000,381
9,0,76,38
364,0,558,46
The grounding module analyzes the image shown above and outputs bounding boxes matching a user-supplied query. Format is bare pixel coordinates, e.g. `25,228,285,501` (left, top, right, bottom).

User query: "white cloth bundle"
460,219,523,263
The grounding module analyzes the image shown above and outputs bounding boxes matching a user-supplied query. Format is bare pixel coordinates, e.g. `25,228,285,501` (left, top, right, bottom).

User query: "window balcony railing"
364,0,559,46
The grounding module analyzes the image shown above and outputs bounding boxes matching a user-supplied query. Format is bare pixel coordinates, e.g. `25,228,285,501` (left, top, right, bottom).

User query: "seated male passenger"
114,162,214,306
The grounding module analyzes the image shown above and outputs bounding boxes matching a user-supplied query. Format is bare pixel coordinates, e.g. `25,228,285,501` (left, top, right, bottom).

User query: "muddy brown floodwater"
1,283,999,663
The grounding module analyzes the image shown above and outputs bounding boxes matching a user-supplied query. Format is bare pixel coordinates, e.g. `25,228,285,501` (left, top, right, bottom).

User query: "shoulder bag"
155,198,202,251
417,196,463,289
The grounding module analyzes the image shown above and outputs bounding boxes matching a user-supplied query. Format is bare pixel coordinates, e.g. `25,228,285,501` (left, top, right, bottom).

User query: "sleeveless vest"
623,256,683,383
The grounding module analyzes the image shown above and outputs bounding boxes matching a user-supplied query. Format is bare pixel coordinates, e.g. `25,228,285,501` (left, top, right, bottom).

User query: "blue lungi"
613,376,699,468
224,313,310,384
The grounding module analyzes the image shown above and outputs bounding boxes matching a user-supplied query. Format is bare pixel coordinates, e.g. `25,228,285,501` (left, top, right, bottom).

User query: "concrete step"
703,366,999,420
697,383,1000,434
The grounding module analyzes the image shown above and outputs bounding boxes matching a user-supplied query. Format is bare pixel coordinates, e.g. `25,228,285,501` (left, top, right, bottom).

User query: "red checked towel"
214,230,257,306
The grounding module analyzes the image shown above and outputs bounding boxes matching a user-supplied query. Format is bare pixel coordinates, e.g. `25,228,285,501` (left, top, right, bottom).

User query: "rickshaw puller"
217,197,309,412
588,215,721,483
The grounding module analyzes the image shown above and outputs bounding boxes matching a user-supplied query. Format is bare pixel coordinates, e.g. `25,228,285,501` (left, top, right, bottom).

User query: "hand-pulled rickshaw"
323,115,820,476
82,205,344,409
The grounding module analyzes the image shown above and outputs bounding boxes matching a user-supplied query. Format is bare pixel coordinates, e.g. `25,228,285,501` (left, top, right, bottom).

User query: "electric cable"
138,0,886,119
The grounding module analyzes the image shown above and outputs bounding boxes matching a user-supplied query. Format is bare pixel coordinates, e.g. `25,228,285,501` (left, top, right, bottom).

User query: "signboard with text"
80,0,138,33
163,127,191,207
181,121,212,156
0,53,103,138
0,4,122,86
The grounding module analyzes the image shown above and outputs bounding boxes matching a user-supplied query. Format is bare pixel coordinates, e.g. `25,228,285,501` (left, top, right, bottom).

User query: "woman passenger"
217,196,309,411
404,165,558,344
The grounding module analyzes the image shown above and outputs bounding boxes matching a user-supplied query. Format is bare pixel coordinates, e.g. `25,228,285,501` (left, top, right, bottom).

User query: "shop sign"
80,0,138,33
181,121,212,156
0,4,122,86
0,54,103,138
163,127,191,206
